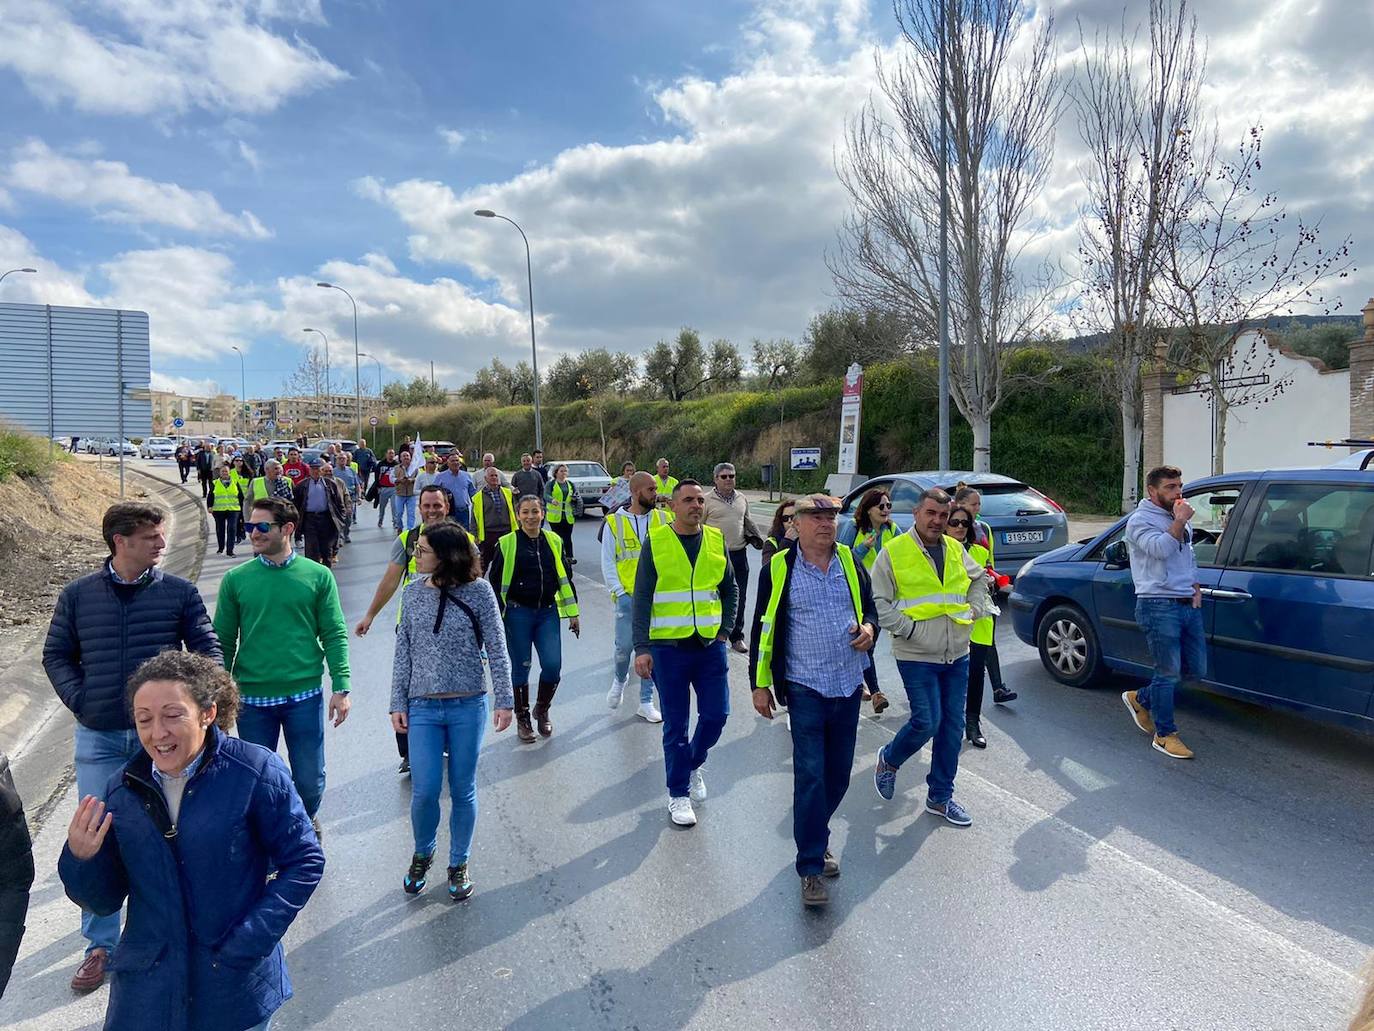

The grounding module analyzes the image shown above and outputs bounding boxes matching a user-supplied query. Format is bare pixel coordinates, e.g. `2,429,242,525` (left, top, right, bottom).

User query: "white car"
546,460,616,518
139,436,177,459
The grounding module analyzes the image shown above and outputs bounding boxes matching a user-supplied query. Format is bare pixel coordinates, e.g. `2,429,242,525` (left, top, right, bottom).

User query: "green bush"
0,424,66,481
399,352,1124,513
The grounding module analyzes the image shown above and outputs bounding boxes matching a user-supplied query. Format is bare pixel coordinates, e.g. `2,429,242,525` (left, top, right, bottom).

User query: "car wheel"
1036,603,1104,688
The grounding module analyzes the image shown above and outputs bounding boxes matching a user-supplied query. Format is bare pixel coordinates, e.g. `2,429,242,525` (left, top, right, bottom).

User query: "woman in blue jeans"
391,523,513,900
487,494,581,742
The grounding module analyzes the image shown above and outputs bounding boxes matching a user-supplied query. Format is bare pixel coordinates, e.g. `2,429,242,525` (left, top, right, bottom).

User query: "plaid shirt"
783,551,868,697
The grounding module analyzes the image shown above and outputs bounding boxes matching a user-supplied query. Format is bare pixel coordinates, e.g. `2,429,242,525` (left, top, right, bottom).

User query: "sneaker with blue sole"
874,747,896,801
925,798,972,826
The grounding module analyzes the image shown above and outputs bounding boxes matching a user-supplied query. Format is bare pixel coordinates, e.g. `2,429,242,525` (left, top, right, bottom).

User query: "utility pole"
937,0,951,471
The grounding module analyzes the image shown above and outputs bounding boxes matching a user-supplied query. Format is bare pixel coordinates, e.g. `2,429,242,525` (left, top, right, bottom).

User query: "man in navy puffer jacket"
42,501,221,992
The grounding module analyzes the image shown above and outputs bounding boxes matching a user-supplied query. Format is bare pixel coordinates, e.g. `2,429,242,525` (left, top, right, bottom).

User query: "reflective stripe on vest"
473,486,516,540
547,481,574,524
648,523,726,640
497,529,580,619
886,532,974,624
859,523,897,571
755,544,863,689
210,479,239,512
653,474,678,497
967,541,993,645
606,509,672,595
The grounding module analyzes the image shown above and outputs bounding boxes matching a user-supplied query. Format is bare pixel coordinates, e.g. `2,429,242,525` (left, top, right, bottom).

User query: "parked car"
139,436,177,459
1008,466,1374,729
546,460,615,518
102,438,137,457
311,438,358,453
835,471,1069,576
81,437,106,454
267,439,304,453
426,440,458,459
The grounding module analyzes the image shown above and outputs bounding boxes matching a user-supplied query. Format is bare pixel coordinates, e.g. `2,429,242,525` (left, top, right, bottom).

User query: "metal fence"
0,302,152,441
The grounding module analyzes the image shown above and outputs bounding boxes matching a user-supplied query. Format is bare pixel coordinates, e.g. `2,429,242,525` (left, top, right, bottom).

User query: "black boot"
514,684,535,742
965,717,987,748
533,680,558,737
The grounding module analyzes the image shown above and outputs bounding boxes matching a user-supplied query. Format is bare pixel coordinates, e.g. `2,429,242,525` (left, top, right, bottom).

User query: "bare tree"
283,346,328,399
831,0,1062,471
1160,125,1355,474
1072,0,1207,511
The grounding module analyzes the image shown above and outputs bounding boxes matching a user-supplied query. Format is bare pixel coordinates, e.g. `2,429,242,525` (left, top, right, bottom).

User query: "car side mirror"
1102,539,1129,570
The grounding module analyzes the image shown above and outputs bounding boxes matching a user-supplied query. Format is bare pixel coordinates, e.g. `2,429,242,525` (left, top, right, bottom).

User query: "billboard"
0,302,151,440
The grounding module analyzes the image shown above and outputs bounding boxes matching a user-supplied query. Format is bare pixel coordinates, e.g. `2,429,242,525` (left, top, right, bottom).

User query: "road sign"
790,446,821,471
264,419,276,431
242,403,251,412
172,417,184,428
387,412,398,426
369,416,379,427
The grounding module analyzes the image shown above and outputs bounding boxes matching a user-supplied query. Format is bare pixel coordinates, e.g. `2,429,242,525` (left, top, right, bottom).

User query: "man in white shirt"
601,472,667,723
702,461,764,653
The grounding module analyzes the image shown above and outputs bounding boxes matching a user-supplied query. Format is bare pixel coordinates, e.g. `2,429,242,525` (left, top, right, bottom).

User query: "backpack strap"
435,588,484,649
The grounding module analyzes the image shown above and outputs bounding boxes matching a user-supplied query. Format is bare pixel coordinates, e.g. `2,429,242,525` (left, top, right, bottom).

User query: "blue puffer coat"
43,563,222,731
58,728,324,1031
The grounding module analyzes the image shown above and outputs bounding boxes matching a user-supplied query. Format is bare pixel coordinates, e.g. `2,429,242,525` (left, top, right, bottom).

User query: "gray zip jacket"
870,530,991,664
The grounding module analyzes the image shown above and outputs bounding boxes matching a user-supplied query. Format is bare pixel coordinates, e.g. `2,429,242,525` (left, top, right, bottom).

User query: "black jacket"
293,476,347,535
747,540,878,706
42,563,222,731
0,750,32,999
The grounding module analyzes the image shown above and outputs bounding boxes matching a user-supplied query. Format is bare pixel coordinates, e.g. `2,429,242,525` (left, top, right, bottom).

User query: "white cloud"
237,141,262,173
6,140,272,239
438,128,467,152
0,0,346,117
151,371,221,396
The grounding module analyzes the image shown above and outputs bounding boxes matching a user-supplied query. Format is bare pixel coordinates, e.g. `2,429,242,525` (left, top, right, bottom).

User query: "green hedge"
400,351,1123,513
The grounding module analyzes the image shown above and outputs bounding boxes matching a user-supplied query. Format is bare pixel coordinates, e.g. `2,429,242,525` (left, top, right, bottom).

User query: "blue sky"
0,0,1369,400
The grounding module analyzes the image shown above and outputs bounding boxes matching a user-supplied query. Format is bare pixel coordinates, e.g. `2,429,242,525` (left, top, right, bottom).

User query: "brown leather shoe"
71,948,108,992
870,691,889,715
822,850,840,878
516,713,536,743
801,875,829,907
730,639,749,655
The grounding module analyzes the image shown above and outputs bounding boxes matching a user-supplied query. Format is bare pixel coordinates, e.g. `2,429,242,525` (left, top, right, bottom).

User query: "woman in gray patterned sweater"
390,523,513,900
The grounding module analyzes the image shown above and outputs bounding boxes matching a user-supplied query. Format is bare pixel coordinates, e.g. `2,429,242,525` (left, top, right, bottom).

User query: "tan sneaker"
1122,690,1155,736
1152,733,1194,759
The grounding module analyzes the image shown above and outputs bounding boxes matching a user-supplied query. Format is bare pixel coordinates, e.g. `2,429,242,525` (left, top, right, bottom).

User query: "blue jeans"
235,693,327,817
504,603,562,686
1134,598,1206,737
407,695,488,866
614,594,655,705
376,487,396,527
884,656,969,805
652,642,730,798
391,493,416,532
73,725,142,953
787,684,861,876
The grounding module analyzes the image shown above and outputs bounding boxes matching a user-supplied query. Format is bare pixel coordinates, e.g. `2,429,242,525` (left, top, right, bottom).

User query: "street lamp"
358,351,384,398
230,345,246,437
302,327,332,437
0,267,37,289
316,282,361,441
473,209,542,449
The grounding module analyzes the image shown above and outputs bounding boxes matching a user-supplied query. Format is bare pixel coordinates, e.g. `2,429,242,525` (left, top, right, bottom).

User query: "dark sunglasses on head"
948,519,971,528
246,520,282,534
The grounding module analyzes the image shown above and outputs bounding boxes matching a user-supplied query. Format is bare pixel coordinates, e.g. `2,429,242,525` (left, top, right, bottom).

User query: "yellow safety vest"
967,541,993,645
210,478,240,512
648,523,727,641
547,481,575,525
605,509,674,595
886,532,973,625
473,486,516,540
755,545,863,689
653,474,679,497
857,523,898,571
496,529,579,618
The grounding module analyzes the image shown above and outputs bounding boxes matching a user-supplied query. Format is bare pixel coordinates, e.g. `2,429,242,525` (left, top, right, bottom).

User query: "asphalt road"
6,463,1372,1030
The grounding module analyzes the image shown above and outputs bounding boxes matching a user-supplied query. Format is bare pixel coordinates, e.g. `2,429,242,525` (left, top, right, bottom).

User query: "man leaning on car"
1121,465,1202,760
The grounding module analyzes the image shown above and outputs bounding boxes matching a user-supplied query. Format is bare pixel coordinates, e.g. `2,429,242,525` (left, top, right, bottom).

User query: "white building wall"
1162,330,1350,474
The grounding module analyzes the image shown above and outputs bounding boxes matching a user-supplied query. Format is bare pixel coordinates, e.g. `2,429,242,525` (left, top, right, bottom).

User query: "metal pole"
117,310,125,497
475,213,542,449
323,334,331,438
937,0,951,471
231,346,245,437
46,304,53,458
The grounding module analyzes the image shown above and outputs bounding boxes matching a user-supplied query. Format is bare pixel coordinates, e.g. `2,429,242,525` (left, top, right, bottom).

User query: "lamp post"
303,327,332,437
316,282,361,441
229,345,246,437
0,267,37,289
359,351,383,399
936,0,951,471
473,209,542,449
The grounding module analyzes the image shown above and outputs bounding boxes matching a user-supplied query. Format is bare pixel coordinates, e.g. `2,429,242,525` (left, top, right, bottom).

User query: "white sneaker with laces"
689,767,707,803
607,677,625,709
636,701,663,723
668,795,696,827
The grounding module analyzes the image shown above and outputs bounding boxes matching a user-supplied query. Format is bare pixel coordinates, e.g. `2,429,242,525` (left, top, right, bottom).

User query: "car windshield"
148,437,171,444
967,485,1053,517
564,463,608,478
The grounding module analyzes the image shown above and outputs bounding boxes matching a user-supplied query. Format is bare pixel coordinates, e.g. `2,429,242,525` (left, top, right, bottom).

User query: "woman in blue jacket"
59,651,324,1031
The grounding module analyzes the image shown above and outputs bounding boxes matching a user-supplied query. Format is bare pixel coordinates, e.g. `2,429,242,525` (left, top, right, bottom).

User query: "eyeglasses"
414,543,433,556
877,503,892,510
246,521,282,534
780,514,794,523
948,519,971,528
718,473,735,479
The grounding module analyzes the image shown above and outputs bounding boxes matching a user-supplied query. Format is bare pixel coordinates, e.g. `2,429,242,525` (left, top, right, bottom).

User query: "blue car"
1008,466,1374,728
837,471,1070,576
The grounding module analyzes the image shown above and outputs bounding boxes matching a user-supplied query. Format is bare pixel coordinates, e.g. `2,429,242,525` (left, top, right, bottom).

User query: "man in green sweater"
213,496,351,826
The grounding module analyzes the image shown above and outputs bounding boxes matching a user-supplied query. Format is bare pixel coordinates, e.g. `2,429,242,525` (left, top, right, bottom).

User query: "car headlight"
1013,556,1036,585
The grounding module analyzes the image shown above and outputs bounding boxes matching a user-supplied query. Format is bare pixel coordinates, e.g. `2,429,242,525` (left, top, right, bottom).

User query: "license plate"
1003,530,1045,545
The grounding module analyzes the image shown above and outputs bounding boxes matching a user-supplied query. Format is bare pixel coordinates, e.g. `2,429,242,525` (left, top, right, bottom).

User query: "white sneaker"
689,767,707,803
668,795,696,827
607,677,625,709
636,701,663,723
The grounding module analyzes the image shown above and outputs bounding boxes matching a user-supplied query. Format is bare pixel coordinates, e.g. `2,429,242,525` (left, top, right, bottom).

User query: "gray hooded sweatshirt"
1124,498,1198,598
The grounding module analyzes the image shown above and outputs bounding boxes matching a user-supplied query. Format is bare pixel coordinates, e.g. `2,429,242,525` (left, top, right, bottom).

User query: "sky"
0,0,1369,401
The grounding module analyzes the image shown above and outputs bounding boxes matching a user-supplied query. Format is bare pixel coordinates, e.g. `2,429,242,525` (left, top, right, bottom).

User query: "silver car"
139,436,177,459
546,460,616,518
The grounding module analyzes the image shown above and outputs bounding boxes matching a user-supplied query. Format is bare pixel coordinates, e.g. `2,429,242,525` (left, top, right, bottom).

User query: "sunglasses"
781,514,794,522
948,519,971,528
246,520,282,534
718,473,736,479
877,502,892,510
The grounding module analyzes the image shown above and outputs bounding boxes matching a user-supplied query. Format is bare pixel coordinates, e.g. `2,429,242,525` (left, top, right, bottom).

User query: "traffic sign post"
369,416,379,427
790,446,821,471
172,417,184,429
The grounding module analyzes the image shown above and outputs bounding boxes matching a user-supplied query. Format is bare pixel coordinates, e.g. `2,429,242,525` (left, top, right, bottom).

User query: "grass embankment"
0,425,67,481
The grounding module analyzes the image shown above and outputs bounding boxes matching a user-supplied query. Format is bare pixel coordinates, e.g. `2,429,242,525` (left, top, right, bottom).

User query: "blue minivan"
1008,465,1374,728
